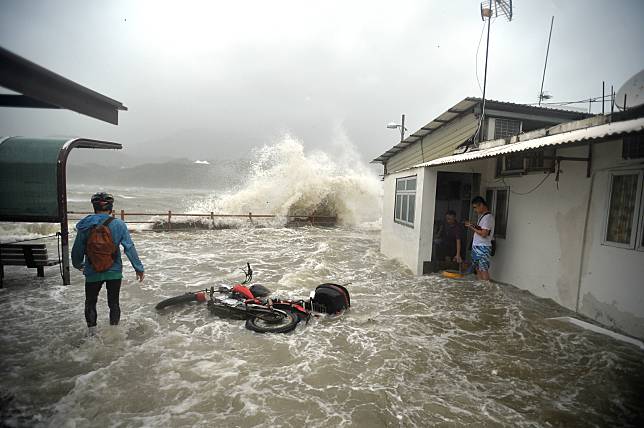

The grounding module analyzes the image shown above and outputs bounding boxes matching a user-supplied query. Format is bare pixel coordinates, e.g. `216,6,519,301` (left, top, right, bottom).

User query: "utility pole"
400,114,406,141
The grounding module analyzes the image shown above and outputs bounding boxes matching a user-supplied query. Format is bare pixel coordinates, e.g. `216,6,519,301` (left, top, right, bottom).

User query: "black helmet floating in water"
91,192,114,212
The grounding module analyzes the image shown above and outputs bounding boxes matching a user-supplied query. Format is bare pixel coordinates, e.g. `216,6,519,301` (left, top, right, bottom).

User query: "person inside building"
434,210,465,266
71,192,145,336
464,196,495,281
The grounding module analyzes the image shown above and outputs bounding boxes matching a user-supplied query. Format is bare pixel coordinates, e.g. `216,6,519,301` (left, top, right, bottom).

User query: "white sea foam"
0,222,61,244
190,135,383,225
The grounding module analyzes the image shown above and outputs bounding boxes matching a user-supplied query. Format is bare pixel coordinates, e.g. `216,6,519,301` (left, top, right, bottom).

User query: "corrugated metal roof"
412,116,644,168
372,97,592,164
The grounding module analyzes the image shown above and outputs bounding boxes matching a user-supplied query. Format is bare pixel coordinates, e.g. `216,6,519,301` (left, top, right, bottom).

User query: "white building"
374,97,644,340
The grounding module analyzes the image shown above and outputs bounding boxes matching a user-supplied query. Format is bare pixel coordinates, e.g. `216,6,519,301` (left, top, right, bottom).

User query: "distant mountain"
67,158,250,189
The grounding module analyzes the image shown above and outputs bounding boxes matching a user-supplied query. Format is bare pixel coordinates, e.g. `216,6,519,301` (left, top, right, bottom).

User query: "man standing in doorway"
464,196,495,281
72,192,145,335
435,210,465,265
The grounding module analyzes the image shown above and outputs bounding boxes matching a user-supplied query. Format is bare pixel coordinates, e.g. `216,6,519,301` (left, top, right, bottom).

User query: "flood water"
2,142,644,427
1,225,643,427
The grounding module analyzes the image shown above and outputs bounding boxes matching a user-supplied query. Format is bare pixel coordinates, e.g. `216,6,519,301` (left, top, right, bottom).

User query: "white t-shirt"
473,212,495,246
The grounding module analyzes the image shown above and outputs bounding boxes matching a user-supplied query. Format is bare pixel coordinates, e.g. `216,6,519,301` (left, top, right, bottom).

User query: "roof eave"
0,46,127,125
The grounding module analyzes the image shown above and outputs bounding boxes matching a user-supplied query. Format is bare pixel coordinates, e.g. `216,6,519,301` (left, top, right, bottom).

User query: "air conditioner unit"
500,153,525,175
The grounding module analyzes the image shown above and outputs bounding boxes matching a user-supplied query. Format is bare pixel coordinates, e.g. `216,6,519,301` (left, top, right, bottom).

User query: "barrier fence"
66,210,337,230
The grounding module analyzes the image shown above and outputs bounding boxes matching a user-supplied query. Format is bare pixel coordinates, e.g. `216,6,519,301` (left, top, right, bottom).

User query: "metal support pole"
60,216,70,285
586,142,592,178
167,210,172,231
539,16,554,106
400,114,406,142
479,0,492,142
602,81,605,115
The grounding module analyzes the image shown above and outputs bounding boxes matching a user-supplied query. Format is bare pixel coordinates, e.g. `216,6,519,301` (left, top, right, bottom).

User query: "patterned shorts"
471,245,492,272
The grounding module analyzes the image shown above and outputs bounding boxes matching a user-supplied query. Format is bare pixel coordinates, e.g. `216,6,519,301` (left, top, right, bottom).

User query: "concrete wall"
380,167,437,274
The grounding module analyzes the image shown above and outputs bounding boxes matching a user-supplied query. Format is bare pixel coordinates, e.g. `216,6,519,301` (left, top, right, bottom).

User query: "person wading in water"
464,196,495,281
72,192,145,335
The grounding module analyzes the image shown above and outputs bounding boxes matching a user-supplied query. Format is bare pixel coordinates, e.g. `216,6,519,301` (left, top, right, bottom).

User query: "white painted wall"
379,138,644,339
577,140,644,338
481,145,592,310
380,168,436,274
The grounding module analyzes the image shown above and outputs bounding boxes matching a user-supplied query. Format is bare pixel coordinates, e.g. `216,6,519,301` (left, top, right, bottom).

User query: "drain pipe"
574,168,595,313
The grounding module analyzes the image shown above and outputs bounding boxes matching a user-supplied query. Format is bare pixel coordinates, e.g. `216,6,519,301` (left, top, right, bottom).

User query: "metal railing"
67,210,337,230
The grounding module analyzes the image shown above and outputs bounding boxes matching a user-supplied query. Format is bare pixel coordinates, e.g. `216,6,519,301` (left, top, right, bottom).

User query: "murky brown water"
1,226,643,427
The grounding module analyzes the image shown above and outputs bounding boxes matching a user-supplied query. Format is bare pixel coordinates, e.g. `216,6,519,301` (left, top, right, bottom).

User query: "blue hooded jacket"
71,214,145,277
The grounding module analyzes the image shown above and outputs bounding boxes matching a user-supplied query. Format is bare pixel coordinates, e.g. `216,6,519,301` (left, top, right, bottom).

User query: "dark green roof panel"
0,137,122,222
0,137,67,219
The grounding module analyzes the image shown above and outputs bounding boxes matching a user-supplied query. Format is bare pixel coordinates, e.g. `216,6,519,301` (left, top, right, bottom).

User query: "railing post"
249,212,253,224
167,210,172,231
120,209,125,221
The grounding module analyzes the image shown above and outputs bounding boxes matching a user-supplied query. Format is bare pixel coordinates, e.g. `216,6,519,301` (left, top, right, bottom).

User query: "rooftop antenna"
474,0,513,145
538,16,555,105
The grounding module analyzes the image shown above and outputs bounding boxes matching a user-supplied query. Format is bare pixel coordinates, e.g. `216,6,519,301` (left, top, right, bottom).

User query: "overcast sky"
1,0,643,163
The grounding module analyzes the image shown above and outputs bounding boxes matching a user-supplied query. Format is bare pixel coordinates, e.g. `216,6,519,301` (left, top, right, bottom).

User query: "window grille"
622,133,644,160
603,171,643,249
394,176,416,227
494,118,522,139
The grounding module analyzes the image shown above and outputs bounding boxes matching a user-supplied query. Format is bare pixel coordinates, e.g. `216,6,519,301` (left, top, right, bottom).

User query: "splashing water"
191,137,383,225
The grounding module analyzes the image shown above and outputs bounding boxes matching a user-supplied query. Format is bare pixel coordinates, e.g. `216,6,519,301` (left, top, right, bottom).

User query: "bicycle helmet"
91,192,114,212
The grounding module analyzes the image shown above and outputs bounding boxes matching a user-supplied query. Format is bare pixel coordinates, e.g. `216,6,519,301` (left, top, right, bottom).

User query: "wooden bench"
0,243,61,288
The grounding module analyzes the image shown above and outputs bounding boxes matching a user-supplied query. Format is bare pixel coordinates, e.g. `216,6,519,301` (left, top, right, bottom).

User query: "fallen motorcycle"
155,263,350,334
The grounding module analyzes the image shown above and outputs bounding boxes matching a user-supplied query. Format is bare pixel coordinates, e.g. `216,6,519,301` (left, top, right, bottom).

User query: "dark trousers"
85,279,122,327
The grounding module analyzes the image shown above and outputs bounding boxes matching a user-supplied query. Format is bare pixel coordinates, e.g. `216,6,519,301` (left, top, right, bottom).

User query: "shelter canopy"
0,137,122,222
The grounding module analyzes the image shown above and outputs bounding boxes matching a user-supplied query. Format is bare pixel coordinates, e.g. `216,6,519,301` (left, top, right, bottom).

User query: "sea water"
1,139,643,427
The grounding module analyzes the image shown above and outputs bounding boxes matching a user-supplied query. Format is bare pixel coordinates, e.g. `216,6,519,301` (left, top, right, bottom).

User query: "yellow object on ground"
442,270,465,279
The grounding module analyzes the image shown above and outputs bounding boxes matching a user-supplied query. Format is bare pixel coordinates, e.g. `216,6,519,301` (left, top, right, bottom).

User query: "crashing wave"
191,135,382,226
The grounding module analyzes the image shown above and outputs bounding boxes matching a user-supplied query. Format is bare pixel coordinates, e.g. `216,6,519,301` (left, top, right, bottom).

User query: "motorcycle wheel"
155,293,198,310
245,309,299,333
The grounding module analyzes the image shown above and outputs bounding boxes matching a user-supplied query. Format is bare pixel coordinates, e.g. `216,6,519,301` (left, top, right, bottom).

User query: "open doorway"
425,171,480,274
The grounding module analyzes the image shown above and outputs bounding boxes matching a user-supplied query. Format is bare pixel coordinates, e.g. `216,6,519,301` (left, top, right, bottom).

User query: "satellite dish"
615,69,644,110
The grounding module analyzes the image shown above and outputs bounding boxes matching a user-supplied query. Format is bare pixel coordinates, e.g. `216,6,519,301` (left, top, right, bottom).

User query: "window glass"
401,195,408,220
623,134,644,160
484,188,509,239
606,174,638,244
504,153,524,171
407,178,417,191
485,190,494,207
394,175,416,226
395,194,402,219
396,179,406,191
495,189,508,237
408,195,415,223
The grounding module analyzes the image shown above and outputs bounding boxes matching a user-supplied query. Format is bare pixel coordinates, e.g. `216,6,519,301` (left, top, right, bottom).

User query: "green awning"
0,137,122,222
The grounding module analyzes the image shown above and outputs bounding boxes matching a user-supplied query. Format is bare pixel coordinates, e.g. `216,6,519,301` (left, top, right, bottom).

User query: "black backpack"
312,283,351,314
